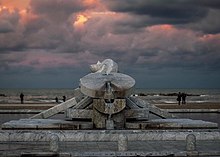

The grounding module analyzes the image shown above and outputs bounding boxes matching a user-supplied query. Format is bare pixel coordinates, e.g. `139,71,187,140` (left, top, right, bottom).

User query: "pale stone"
118,134,128,151
186,134,196,151
30,96,92,119
125,109,149,119
49,134,59,152
90,59,118,74
65,109,92,119
93,99,126,115
106,119,114,130
30,97,78,119
80,73,135,98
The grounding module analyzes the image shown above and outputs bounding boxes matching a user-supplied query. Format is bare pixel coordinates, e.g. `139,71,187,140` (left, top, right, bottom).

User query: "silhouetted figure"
55,97,59,103
20,93,24,104
182,93,187,104
63,96,66,102
177,92,181,105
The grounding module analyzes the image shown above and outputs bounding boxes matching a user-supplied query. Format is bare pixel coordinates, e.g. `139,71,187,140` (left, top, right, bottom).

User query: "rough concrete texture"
0,130,220,156
80,73,135,98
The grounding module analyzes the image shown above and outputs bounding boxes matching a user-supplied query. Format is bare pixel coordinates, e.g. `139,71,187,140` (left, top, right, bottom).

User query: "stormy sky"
0,0,220,89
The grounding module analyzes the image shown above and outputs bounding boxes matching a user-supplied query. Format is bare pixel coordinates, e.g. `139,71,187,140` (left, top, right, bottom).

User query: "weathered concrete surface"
0,130,220,156
30,97,78,119
66,108,149,120
0,130,220,142
128,96,176,119
1,119,93,130
126,119,218,129
186,134,196,151
125,109,149,119
30,96,92,119
0,129,220,156
0,139,220,156
66,109,93,119
80,73,135,98
93,99,126,115
148,119,218,129
163,108,220,113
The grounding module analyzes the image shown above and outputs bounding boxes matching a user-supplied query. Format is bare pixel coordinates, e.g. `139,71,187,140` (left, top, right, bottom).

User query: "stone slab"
0,130,220,142
1,119,93,130
163,109,220,113
30,96,92,119
30,97,78,119
127,96,176,119
93,99,126,114
66,109,93,119
80,73,135,98
125,109,149,119
126,118,218,129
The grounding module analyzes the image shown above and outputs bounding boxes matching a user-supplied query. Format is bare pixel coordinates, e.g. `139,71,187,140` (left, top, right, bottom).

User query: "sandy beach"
0,103,56,110
154,102,220,109
0,102,219,110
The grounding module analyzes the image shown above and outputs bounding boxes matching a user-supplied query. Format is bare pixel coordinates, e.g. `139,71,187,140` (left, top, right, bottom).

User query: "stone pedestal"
186,134,196,151
118,134,128,151
80,73,135,98
106,120,114,130
92,99,126,129
49,134,59,152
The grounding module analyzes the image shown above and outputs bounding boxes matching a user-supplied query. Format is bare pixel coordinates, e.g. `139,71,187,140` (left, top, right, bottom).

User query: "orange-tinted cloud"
0,0,30,10
74,14,89,28
0,0,220,88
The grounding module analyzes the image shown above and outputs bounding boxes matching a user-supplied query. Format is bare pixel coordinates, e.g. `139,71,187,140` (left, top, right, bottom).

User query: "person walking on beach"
20,93,24,104
55,97,59,103
63,96,66,102
177,92,181,105
182,93,187,104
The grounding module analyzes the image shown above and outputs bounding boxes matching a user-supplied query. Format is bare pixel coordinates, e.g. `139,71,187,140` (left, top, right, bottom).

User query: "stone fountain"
1,59,219,157
2,59,217,130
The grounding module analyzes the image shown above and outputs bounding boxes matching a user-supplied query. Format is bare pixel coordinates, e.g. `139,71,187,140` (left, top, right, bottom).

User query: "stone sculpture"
81,59,135,129
2,59,218,131
90,59,118,75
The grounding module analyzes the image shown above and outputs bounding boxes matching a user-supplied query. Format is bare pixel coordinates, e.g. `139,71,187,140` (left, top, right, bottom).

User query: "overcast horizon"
0,0,220,89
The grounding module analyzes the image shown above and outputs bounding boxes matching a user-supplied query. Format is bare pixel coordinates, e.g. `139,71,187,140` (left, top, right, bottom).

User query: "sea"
0,88,220,104
0,88,220,126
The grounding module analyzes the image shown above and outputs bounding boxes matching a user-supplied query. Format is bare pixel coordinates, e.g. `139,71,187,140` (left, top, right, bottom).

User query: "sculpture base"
1,118,218,130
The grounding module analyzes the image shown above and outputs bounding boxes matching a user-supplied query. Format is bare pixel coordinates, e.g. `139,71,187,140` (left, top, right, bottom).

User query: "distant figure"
182,93,187,104
55,97,59,103
63,96,66,102
20,93,24,104
177,92,181,105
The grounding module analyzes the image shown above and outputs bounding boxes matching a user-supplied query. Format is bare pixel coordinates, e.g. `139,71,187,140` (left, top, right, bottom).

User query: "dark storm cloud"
30,0,89,23
19,0,96,52
0,8,25,51
104,0,208,23
0,0,220,88
104,0,220,34
0,9,20,33
192,0,220,9
188,9,220,34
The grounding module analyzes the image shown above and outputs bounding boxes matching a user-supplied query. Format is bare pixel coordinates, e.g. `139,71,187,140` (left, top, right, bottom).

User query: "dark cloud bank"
0,0,220,88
